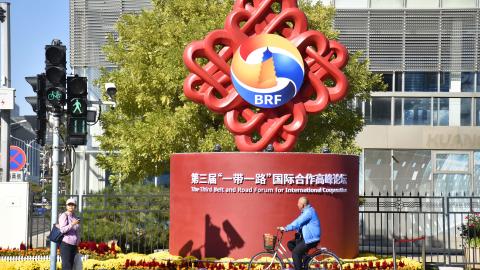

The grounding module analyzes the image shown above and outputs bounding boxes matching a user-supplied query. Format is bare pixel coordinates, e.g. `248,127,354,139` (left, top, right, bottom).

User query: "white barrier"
0,255,89,262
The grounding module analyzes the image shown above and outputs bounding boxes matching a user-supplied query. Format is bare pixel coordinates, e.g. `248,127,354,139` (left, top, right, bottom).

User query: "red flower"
87,241,96,251
399,261,405,268
381,261,388,269
375,261,381,268
368,261,374,268
110,242,116,253
97,242,109,254
19,242,26,250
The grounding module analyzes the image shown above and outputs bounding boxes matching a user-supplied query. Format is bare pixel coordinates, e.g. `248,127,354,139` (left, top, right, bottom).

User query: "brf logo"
231,34,305,108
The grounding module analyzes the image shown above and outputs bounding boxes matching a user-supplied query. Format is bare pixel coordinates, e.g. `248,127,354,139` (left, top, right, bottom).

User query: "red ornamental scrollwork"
183,0,349,152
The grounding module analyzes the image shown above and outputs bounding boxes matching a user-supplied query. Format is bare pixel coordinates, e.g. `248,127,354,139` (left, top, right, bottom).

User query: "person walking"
58,198,81,270
278,197,321,270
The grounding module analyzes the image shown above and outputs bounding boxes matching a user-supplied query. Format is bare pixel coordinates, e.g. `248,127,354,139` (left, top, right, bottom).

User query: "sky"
5,0,69,116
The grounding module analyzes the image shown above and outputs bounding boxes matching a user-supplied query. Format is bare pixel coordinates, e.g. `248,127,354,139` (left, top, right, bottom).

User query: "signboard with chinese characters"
190,172,348,194
170,152,359,260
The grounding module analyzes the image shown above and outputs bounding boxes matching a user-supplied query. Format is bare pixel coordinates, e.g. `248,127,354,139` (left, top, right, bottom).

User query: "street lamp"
10,119,27,130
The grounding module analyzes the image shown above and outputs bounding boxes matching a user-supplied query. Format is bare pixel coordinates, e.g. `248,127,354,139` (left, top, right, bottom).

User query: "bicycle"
248,229,343,270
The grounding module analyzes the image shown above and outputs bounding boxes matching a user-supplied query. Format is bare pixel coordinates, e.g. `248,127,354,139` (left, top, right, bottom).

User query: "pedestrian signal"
66,75,88,146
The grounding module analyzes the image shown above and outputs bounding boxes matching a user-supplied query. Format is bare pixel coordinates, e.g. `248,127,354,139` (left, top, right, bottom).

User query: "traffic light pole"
0,2,10,182
49,113,60,270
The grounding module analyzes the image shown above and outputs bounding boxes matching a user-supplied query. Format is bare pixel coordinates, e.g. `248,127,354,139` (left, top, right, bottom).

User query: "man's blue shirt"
284,205,321,244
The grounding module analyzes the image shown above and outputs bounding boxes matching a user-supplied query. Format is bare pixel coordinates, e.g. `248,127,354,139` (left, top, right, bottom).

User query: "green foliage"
97,0,385,183
97,0,235,183
80,184,169,253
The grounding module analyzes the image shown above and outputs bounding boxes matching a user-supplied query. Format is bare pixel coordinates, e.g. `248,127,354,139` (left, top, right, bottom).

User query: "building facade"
70,0,480,196
332,0,480,195
69,0,152,194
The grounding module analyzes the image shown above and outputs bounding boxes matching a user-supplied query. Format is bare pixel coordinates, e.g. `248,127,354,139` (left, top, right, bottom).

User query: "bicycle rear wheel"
248,251,285,270
306,250,343,270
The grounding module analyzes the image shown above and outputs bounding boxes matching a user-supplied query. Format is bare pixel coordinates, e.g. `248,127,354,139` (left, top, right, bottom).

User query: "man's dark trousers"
287,238,319,270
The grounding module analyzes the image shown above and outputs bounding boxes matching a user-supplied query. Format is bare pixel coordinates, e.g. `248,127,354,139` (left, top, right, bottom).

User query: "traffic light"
25,74,47,146
45,41,66,111
66,75,88,146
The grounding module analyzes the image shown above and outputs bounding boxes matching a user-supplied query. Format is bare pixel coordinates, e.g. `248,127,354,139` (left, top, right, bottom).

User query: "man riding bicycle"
278,197,320,270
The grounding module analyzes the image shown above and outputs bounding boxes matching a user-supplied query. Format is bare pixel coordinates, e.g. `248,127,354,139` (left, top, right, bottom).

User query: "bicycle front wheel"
306,250,343,270
248,251,285,270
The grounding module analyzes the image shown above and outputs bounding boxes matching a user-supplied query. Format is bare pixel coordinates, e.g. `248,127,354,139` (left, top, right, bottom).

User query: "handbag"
49,224,64,244
48,213,68,244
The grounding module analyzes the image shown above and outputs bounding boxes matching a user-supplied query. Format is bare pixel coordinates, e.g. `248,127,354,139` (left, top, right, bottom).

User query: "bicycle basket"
263,233,277,250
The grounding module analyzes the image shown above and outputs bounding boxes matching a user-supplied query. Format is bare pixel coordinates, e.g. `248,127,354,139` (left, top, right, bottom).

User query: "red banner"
170,152,359,259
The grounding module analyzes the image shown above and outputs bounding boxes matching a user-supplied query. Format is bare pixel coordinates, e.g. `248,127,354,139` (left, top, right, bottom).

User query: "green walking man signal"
68,97,86,116
72,99,83,114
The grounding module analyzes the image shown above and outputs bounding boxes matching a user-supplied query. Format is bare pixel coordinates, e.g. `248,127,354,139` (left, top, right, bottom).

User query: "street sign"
0,88,15,110
10,146,26,172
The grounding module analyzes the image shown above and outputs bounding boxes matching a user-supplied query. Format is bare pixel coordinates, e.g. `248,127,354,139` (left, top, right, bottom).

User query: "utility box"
0,182,30,249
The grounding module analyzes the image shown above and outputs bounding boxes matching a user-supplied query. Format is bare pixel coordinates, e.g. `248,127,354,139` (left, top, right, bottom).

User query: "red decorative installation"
183,0,349,152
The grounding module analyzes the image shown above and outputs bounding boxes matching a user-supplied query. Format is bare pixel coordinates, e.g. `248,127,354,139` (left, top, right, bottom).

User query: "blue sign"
10,146,26,172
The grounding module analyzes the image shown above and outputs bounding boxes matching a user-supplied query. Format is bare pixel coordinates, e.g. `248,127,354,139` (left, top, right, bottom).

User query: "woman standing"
58,198,81,270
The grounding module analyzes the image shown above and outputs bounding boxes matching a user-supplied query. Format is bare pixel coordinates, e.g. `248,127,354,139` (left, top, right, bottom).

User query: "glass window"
436,153,469,172
476,98,480,126
475,152,480,195
477,72,480,92
433,98,449,126
434,174,471,195
395,72,402,92
461,98,472,126
365,98,391,125
461,72,475,92
371,0,404,8
442,0,476,8
335,0,368,8
364,149,391,194
433,98,471,126
404,98,431,125
381,73,393,92
440,72,450,92
392,150,432,195
394,98,402,125
406,0,439,8
405,72,438,92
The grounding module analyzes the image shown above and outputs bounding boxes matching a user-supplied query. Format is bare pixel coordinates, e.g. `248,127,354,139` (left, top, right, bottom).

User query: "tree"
97,0,385,183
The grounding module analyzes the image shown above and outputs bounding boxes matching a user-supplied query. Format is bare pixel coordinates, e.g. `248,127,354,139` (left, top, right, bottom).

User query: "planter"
465,247,480,269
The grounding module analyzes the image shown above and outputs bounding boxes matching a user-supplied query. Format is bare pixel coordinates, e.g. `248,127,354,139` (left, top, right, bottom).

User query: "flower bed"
0,241,120,260
0,250,423,270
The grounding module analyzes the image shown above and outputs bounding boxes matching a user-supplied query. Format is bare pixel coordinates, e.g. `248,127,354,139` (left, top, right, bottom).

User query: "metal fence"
360,193,480,268
29,192,169,254
30,192,480,267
